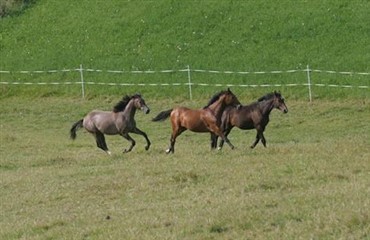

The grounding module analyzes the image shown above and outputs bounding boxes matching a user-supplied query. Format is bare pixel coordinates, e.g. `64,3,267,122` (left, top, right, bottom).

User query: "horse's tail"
70,119,83,140
152,109,173,122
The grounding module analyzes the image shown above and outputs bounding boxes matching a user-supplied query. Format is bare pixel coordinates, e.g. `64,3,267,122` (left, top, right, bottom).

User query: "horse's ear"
227,88,231,93
274,90,281,97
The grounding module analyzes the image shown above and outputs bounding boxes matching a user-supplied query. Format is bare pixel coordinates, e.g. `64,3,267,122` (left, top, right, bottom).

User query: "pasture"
1,95,369,239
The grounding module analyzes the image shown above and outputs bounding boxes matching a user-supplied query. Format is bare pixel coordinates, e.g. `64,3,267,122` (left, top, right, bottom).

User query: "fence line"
1,65,369,101
1,81,368,88
1,68,370,75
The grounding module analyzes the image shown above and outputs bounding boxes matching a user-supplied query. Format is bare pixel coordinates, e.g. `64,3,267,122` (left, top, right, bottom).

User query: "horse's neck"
122,100,137,119
207,99,225,118
259,99,274,116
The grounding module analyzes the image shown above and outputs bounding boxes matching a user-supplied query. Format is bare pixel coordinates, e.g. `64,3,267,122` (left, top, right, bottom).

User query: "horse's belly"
239,122,255,130
185,121,208,132
103,126,120,135
188,125,209,132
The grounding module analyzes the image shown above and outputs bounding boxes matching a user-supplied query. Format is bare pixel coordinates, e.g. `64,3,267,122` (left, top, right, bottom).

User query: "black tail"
152,109,173,122
70,119,83,140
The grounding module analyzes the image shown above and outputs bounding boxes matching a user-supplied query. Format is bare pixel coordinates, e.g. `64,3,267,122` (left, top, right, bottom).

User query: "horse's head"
222,88,241,107
133,94,150,114
273,91,288,113
203,88,241,110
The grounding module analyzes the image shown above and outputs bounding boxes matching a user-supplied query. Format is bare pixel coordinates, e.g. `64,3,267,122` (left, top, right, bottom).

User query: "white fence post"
79,64,85,99
187,65,193,100
306,64,312,102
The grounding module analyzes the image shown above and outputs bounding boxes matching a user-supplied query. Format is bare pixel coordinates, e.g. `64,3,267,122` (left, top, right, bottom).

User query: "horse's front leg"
121,133,136,153
222,135,234,150
213,127,234,150
131,127,151,151
218,127,232,150
210,133,218,149
220,133,234,150
207,123,234,150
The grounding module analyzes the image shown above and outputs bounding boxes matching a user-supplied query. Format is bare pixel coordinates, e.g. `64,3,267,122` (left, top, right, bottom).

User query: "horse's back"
171,106,202,117
85,110,112,122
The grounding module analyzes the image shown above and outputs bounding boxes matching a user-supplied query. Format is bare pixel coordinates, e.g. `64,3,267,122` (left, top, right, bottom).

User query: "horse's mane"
258,91,281,102
112,95,131,112
203,90,228,109
113,93,142,112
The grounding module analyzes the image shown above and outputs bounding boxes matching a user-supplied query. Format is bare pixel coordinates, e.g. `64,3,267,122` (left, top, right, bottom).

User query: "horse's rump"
83,110,118,134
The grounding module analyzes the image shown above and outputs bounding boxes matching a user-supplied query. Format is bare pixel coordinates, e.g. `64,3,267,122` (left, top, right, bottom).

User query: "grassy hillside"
0,0,369,99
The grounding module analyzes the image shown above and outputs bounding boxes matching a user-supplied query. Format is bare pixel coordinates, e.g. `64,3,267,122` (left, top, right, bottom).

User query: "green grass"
0,96,369,239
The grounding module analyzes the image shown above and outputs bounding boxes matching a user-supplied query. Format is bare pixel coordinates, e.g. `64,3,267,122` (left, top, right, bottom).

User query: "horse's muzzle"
142,107,150,114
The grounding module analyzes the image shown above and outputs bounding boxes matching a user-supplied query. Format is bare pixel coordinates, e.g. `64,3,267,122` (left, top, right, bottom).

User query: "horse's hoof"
145,146,150,151
165,149,172,154
106,151,112,155
217,147,222,151
123,149,130,153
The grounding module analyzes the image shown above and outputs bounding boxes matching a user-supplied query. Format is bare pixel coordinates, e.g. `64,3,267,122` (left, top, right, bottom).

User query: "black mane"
258,91,281,102
113,95,131,112
203,90,228,109
258,93,273,102
113,94,142,112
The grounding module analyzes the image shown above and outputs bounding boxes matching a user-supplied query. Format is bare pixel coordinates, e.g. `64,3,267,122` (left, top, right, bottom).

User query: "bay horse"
213,91,288,149
152,88,241,154
70,94,151,155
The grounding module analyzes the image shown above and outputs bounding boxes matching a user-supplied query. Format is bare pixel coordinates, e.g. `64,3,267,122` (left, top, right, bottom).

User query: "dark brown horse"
152,88,241,153
70,94,151,155
213,91,288,149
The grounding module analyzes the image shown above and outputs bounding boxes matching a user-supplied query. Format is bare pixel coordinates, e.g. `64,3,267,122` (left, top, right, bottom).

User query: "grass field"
0,95,369,239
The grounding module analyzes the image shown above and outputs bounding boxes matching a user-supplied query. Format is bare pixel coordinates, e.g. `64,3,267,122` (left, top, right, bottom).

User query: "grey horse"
70,94,151,155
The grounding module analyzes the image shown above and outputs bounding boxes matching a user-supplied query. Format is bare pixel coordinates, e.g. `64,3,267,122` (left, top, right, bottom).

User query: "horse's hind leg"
167,127,186,154
131,127,151,151
121,133,136,153
260,132,267,147
251,130,264,149
95,132,110,155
